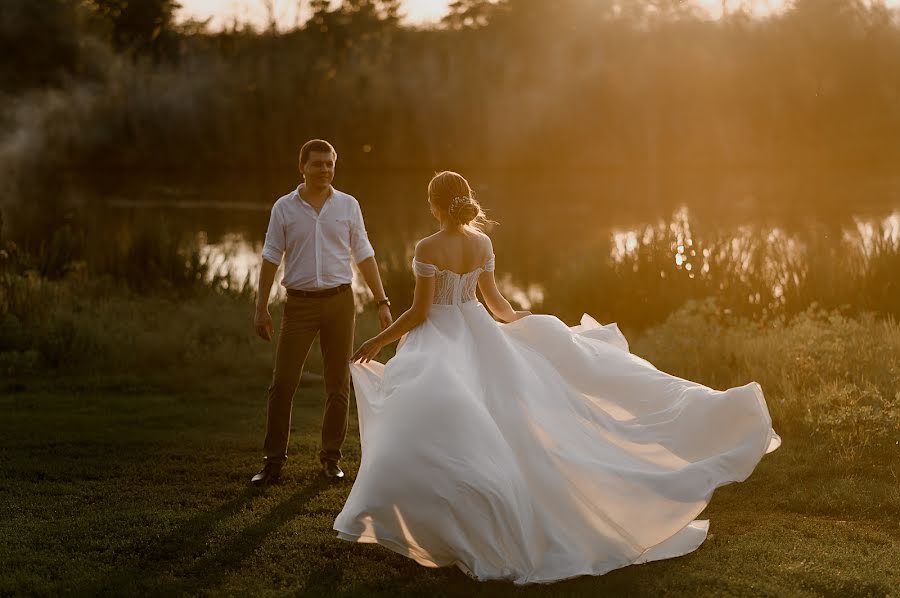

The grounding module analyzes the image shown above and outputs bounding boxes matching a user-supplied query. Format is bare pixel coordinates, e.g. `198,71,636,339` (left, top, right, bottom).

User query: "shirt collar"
295,183,335,209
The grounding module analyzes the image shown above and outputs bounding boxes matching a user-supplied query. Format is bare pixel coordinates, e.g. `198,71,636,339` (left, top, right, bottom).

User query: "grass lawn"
1,376,898,597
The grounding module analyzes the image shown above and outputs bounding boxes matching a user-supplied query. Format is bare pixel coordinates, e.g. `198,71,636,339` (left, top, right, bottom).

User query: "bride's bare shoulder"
470,230,494,254
414,234,441,262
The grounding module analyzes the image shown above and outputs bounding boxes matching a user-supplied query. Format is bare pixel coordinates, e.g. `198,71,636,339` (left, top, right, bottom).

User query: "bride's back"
416,229,493,274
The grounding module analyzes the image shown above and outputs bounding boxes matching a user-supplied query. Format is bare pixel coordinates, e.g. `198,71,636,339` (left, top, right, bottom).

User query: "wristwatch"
375,297,391,308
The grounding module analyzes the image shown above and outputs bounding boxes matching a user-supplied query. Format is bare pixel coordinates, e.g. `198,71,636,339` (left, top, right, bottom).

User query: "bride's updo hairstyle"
427,171,495,230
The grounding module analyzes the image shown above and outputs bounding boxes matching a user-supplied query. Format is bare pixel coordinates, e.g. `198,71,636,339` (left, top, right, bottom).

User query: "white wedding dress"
334,255,780,584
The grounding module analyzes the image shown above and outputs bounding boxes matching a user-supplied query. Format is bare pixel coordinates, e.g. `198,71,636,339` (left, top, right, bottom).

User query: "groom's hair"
299,139,337,166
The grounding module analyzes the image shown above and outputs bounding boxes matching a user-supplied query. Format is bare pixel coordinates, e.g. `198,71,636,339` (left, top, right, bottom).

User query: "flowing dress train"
334,255,780,584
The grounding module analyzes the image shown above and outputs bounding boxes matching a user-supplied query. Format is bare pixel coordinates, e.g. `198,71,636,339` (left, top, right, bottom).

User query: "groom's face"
301,151,336,189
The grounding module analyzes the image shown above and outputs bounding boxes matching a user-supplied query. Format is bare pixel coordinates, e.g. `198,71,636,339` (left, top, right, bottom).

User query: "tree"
82,0,181,60
308,0,401,31
0,0,92,91
443,0,508,29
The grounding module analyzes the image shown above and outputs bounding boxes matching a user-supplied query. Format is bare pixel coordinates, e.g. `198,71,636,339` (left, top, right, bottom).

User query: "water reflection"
14,170,896,329
549,205,899,326
193,206,898,321
848,212,900,257
197,232,548,311
496,274,545,311
198,232,260,286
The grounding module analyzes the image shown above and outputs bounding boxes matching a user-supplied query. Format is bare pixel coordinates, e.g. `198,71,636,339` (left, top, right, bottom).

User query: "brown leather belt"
286,283,351,299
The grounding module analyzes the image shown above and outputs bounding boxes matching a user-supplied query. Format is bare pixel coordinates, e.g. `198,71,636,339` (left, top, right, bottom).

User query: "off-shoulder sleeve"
483,254,495,272
412,258,437,277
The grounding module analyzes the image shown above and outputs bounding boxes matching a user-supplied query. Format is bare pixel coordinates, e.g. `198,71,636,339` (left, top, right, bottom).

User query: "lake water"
13,169,900,325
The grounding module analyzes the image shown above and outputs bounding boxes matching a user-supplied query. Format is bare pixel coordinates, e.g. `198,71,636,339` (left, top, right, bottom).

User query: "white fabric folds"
335,301,780,584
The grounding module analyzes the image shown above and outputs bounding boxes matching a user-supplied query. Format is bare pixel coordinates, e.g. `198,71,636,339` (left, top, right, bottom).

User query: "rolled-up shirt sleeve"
349,199,375,263
261,204,285,266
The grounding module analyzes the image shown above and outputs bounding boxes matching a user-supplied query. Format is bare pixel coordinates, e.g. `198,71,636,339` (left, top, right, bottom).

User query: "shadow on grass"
85,477,333,596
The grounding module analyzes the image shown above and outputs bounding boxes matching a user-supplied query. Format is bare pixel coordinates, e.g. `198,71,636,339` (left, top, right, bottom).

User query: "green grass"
2,377,899,596
2,270,899,595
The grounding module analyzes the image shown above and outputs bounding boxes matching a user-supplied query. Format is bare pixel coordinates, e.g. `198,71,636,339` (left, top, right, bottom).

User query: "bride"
334,171,780,584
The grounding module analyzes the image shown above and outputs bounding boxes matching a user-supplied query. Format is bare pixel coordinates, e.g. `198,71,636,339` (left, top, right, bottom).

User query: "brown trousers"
264,287,355,465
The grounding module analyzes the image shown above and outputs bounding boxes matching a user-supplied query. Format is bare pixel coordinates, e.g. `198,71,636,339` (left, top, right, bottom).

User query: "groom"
251,139,392,486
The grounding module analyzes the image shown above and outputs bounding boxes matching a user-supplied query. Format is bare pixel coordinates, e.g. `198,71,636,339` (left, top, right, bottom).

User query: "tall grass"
0,214,393,385
2,253,897,464
3,207,897,382
0,216,260,383
633,299,900,460
541,211,900,330
2,215,247,293
0,268,264,383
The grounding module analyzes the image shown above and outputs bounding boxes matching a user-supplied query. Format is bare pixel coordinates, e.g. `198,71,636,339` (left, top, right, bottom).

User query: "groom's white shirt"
262,185,375,291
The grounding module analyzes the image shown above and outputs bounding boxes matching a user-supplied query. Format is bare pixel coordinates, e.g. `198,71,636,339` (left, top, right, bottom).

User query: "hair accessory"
448,196,471,215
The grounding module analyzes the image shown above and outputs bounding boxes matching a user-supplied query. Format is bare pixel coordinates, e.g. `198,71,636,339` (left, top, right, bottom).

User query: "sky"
177,0,452,29
174,0,829,31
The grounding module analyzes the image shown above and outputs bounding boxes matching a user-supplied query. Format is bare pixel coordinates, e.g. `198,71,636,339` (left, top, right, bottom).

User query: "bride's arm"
478,270,530,323
351,273,435,363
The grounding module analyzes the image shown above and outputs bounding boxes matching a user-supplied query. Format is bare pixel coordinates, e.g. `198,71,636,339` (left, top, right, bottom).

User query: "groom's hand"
255,309,273,341
378,305,393,331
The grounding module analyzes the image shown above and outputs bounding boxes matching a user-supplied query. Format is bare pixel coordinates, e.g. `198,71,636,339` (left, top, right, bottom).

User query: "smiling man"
252,139,393,485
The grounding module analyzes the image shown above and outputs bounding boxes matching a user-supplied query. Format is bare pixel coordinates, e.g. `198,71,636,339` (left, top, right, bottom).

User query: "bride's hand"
351,337,384,363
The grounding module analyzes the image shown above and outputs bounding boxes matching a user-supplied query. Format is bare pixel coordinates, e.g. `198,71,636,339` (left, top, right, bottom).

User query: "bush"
0,349,40,377
0,267,273,387
633,299,900,457
803,381,900,461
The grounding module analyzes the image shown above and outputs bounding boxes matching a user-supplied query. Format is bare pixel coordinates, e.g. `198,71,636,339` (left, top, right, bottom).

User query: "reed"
541,215,900,330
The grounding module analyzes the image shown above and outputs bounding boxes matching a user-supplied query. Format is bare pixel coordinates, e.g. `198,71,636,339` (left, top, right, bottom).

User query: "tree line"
2,0,899,186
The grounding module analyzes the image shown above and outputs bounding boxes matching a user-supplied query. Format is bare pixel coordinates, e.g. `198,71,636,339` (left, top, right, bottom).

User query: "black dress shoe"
251,461,282,487
322,461,345,480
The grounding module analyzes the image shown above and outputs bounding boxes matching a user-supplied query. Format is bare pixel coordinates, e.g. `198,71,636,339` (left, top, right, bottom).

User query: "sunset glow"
177,0,454,29
175,0,900,30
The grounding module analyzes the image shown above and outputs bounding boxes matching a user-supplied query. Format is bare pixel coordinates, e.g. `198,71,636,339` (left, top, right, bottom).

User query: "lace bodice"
413,254,495,305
